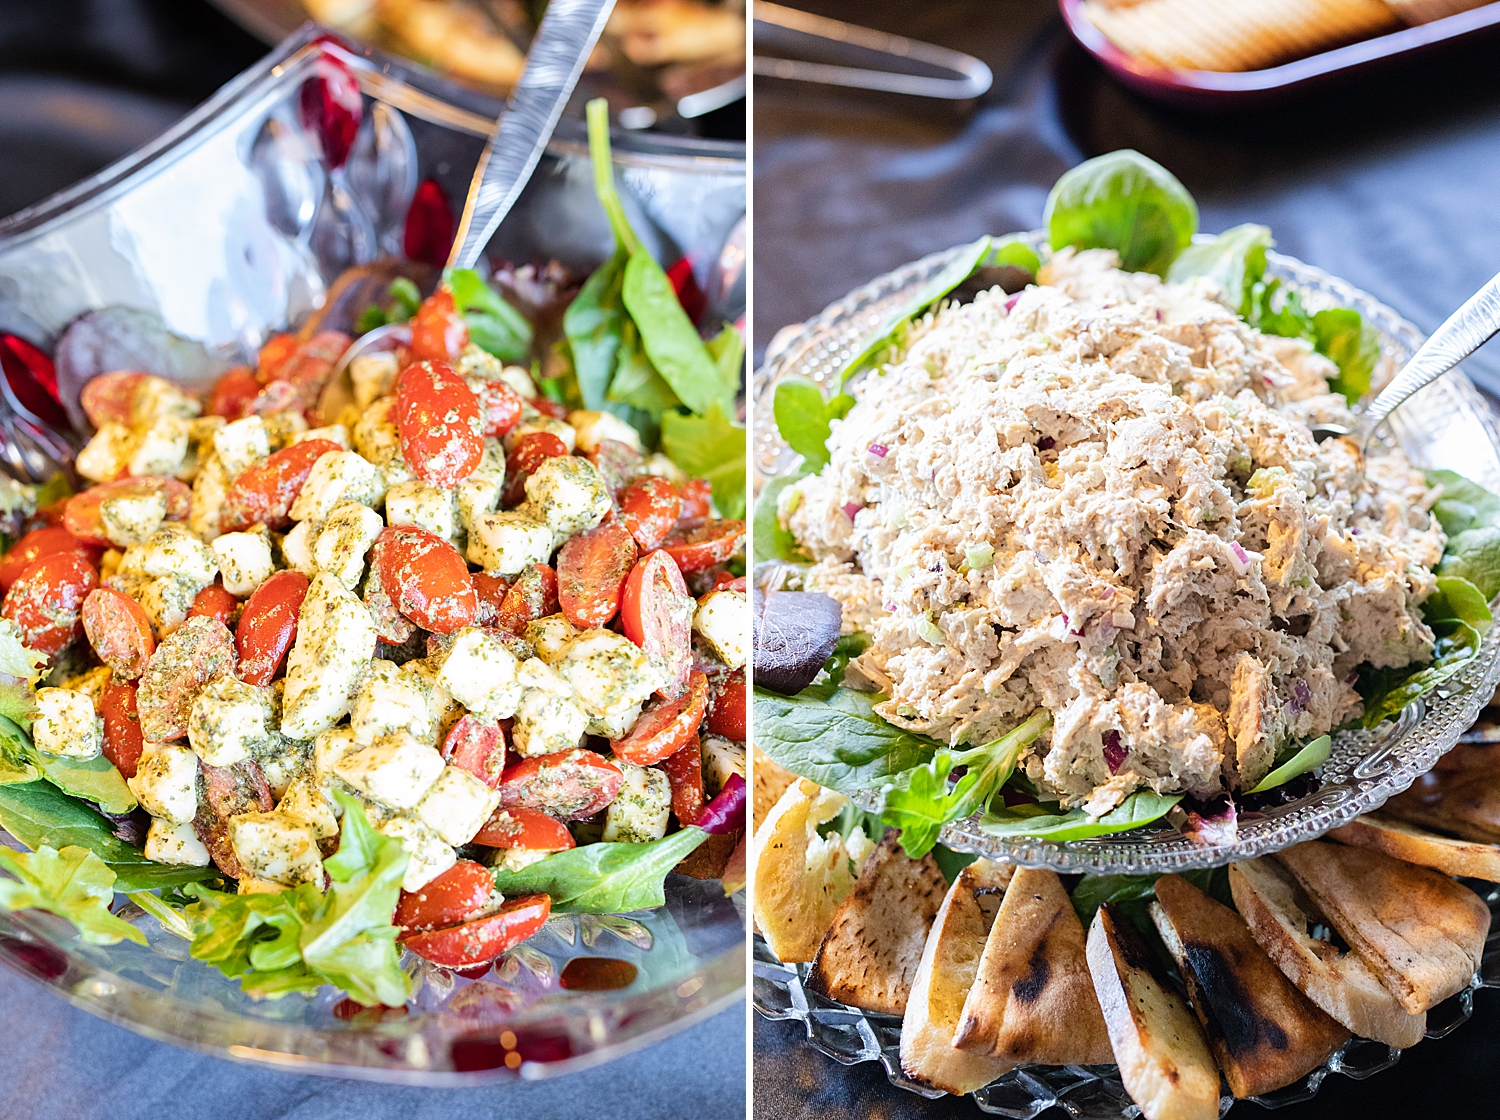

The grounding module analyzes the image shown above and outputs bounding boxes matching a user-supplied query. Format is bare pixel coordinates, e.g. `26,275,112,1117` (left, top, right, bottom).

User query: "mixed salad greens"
754,148,1497,860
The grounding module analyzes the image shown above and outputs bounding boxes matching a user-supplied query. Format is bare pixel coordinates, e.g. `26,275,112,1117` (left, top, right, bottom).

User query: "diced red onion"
1038,436,1055,450
1101,586,1115,600
1004,293,1022,313
1228,541,1251,575
867,443,888,458
1180,796,1238,848
696,773,746,835
1103,730,1126,774
842,501,862,520
1290,679,1312,713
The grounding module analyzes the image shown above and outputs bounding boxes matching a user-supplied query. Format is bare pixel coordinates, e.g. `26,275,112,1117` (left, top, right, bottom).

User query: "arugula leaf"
0,845,145,945
879,710,1052,859
565,249,629,411
753,684,941,795
752,473,808,565
1247,734,1331,795
444,268,532,363
388,277,421,320
1044,150,1197,276
660,404,745,519
1070,866,1231,926
772,376,854,472
980,790,1182,842
490,827,708,913
1312,308,1380,403
837,235,993,385
1165,224,1271,316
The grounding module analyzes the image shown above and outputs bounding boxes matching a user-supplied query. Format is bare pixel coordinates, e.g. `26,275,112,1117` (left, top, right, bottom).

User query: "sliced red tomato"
471,572,510,626
557,521,637,629
394,360,483,488
194,757,274,878
362,534,418,644
441,714,507,788
705,670,746,741
63,477,192,546
472,805,576,850
657,737,705,825
709,570,745,592
206,366,262,421
401,894,551,969
375,525,478,635
266,330,350,415
393,859,494,933
586,438,646,496
620,550,692,699
186,582,237,626
257,332,300,382
80,371,146,428
618,476,681,552
82,587,155,679
219,439,341,533
493,563,558,635
1,552,98,659
236,570,309,686
610,670,708,766
99,679,145,779
0,527,96,594
501,432,567,508
659,519,745,573
408,289,469,363
532,398,570,421
140,616,239,742
678,478,713,521
473,380,523,438
496,749,623,820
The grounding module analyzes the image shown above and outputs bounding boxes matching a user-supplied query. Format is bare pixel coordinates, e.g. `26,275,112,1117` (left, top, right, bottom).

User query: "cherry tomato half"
139,616,239,743
1,552,98,659
375,525,478,635
408,289,469,363
611,670,708,766
257,333,300,382
99,679,145,779
657,737,705,825
620,550,692,699
496,749,624,820
401,893,551,969
220,439,342,533
206,366,262,421
186,582,237,627
394,360,483,489
618,476,681,552
586,439,646,497
393,859,494,933
472,805,576,850
659,519,745,574
236,570,309,687
705,670,746,741
678,478,713,521
441,714,507,788
493,563,557,636
82,587,155,679
557,521,636,629
63,477,192,547
501,432,567,508
80,371,146,429
0,527,96,594
473,380,523,438
266,330,350,415
471,572,510,626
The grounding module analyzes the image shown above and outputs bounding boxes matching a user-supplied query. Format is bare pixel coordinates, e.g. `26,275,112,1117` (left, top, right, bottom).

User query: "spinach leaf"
1357,616,1484,729
753,684,941,794
879,710,1052,859
444,268,532,363
1426,469,1500,536
0,715,134,814
707,324,745,401
1440,528,1500,601
1312,308,1380,403
564,248,628,411
610,320,682,417
979,790,1182,842
836,235,993,386
0,845,145,945
0,716,37,785
1165,223,1271,316
660,403,745,518
752,473,808,565
930,843,978,885
622,251,729,417
772,376,854,471
987,236,1042,275
1246,734,1331,795
586,97,641,258
1044,150,1197,276
1070,866,1230,926
489,827,709,913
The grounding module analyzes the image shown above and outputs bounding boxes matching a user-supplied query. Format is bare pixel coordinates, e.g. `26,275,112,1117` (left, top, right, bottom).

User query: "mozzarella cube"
455,344,503,383
228,811,324,885
350,351,399,408
511,658,589,757
190,453,230,542
262,410,308,449
351,400,414,488
642,453,688,485
289,450,385,523
602,762,671,843
123,525,219,586
212,530,276,596
128,744,200,824
131,376,200,426
401,658,456,746
434,627,522,718
76,423,134,483
212,417,270,480
487,846,553,872
525,614,577,665
415,765,502,846
144,818,212,866
466,509,553,577
385,479,457,540
126,415,191,479
33,688,103,759
293,424,350,450
188,674,273,767
280,518,318,577
700,736,746,795
497,363,538,400
256,733,313,802
456,439,506,533
351,661,431,744
137,575,200,637
333,731,444,809
276,775,339,839
693,590,748,670
312,725,359,789
569,410,643,454
554,629,662,719
374,813,456,892
524,456,610,537
100,491,167,547
281,575,377,739
506,416,575,453
311,501,383,590
587,703,640,741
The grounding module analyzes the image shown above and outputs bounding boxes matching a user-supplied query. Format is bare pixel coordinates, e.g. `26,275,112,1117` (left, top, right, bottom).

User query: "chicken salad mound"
785,247,1444,816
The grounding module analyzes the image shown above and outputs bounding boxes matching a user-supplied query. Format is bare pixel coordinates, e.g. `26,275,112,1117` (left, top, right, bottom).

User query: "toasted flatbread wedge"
807,830,948,1016
1086,903,1220,1120
753,746,798,829
751,778,862,963
1149,874,1348,1098
1382,769,1500,844
1331,813,1500,882
1276,840,1489,1016
1229,858,1424,1048
952,866,1113,1065
900,859,1017,1095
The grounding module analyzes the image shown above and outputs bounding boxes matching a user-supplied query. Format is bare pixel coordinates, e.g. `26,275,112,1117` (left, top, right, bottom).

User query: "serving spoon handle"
1314,266,1500,449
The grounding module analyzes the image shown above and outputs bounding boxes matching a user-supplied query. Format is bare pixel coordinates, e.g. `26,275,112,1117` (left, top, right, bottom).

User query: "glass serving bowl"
752,233,1500,875
0,26,745,1082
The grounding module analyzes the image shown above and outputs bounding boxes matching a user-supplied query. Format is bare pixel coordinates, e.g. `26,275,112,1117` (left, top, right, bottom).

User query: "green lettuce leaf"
1426,469,1500,537
490,827,709,913
1312,308,1380,403
1246,734,1331,795
1165,223,1270,316
0,624,46,689
1044,150,1197,276
0,844,145,945
772,376,854,472
445,268,533,363
987,236,1042,275
660,403,745,519
979,790,1182,842
752,473,808,565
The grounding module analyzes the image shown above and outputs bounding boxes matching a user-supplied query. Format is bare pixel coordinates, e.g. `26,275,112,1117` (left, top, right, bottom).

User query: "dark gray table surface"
754,1,1500,1117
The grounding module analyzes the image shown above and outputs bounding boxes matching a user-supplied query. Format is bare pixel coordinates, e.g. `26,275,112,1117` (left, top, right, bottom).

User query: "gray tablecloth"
754,1,1500,1117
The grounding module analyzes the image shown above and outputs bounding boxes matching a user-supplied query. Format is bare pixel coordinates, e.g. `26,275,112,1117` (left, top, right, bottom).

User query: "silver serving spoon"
1312,267,1500,449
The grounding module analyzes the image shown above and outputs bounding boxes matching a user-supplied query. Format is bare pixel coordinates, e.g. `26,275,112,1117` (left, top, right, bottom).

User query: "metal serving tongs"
1312,266,1500,450
753,1,992,101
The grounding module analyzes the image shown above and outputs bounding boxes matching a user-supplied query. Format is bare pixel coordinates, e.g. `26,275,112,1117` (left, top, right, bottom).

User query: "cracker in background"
1385,0,1494,24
